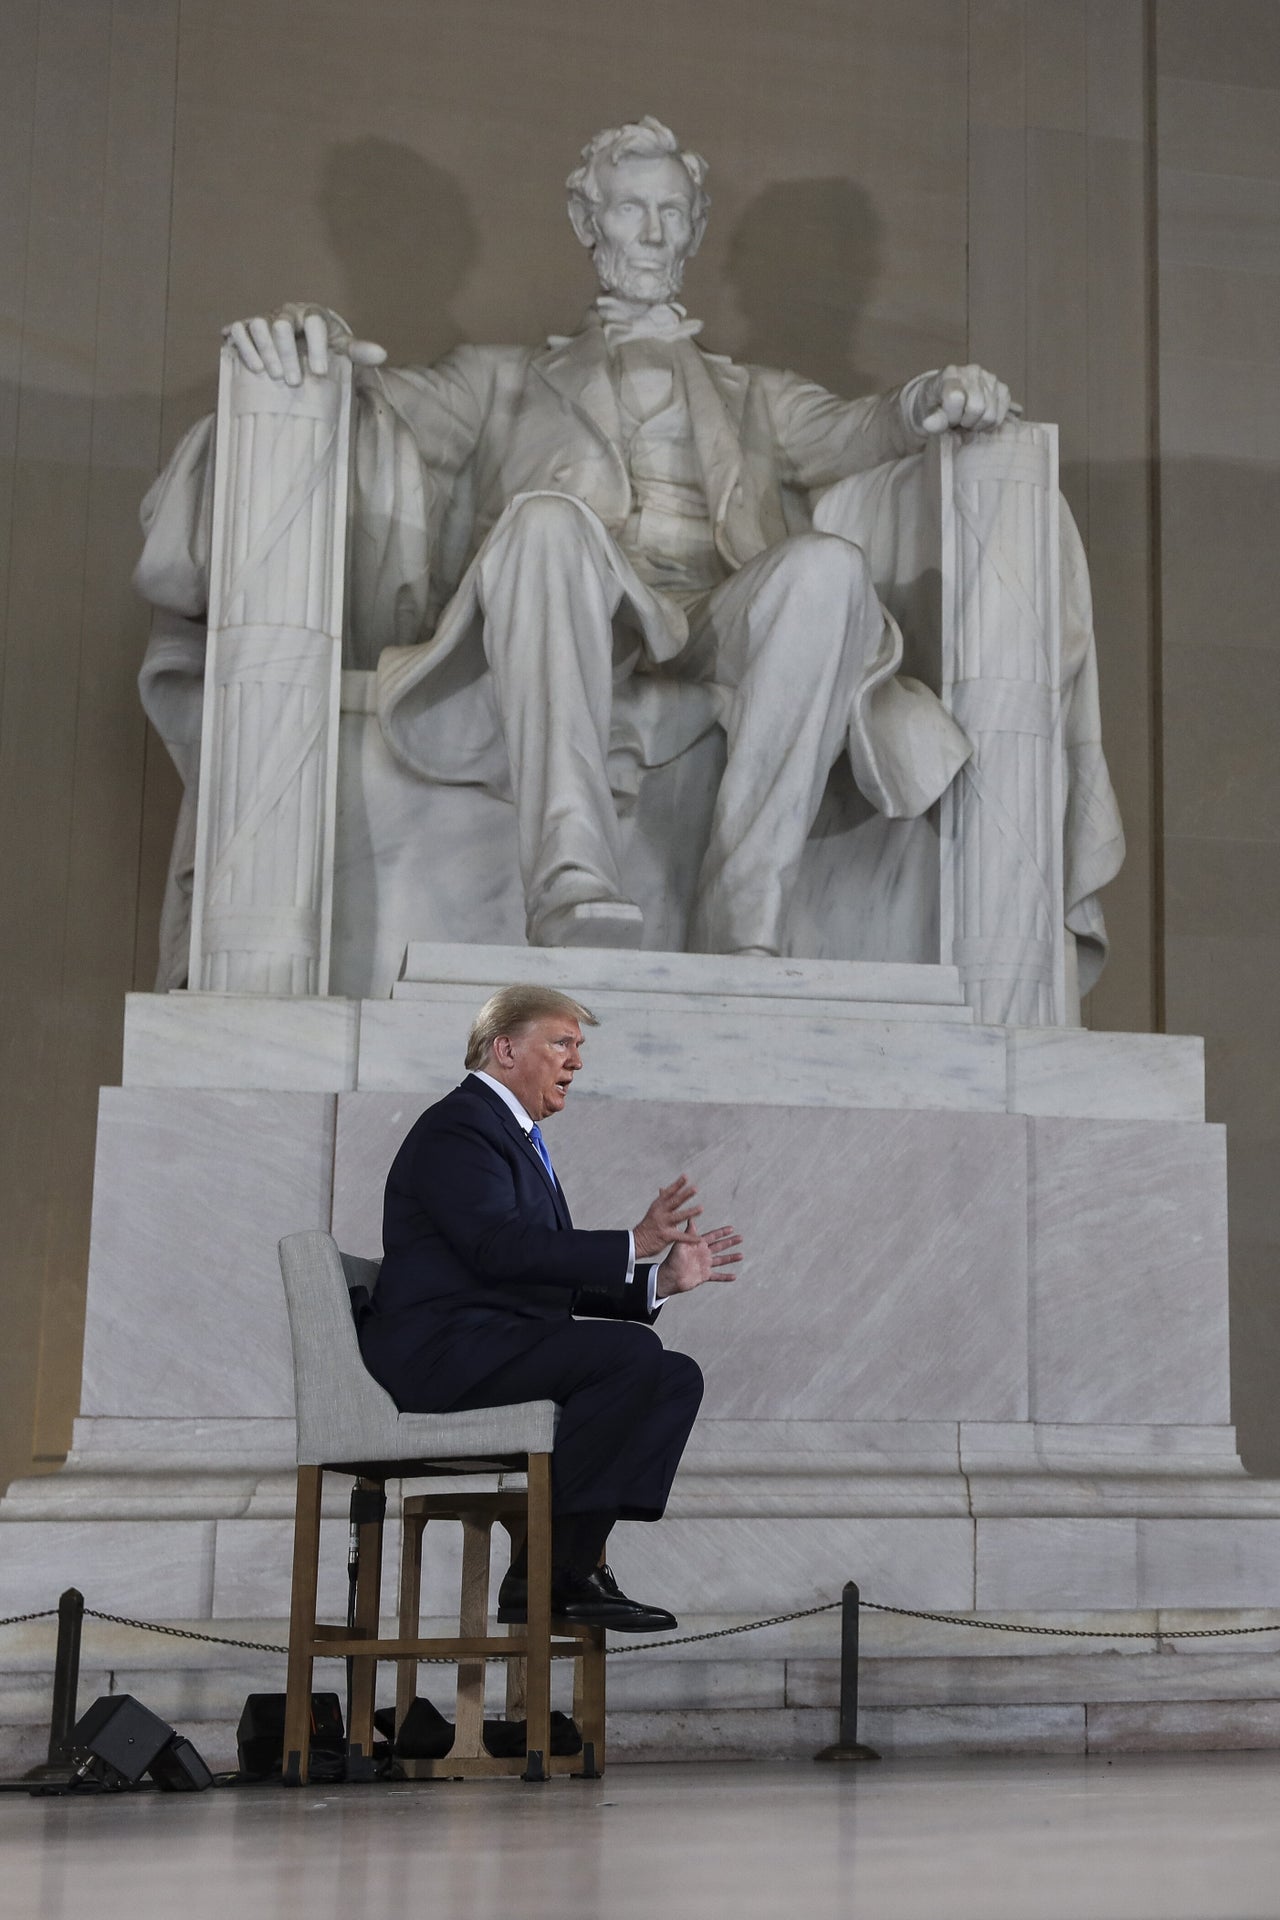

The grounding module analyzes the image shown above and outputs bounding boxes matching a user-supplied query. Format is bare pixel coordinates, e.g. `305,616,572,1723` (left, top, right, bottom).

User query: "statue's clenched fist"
223,302,386,386
916,362,1014,435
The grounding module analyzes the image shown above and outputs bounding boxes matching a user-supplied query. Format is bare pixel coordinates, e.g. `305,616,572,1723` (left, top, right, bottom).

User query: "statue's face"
588,153,700,304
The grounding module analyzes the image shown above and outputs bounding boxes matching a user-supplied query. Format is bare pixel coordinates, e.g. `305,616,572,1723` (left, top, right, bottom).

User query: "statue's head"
566,116,710,305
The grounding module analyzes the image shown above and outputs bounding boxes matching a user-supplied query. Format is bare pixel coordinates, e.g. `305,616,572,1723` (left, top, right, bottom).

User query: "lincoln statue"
136,116,1121,967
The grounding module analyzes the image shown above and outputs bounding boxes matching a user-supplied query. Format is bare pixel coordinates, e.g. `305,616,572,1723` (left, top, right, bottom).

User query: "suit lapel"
531,322,627,475
463,1077,572,1227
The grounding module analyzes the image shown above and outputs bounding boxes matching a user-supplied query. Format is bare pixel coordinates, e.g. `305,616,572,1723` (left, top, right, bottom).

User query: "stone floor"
4,1754,1280,1919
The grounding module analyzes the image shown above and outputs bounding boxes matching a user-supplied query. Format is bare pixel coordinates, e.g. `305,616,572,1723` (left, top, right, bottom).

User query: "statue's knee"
785,530,872,597
504,493,589,546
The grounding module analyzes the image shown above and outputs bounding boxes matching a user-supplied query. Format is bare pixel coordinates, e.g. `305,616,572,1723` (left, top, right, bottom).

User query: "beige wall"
1,0,1158,1489
0,0,182,1484
1155,0,1280,1472
967,0,1157,1038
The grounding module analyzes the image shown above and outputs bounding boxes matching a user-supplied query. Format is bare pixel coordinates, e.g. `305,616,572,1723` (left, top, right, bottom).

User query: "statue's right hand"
223,303,387,386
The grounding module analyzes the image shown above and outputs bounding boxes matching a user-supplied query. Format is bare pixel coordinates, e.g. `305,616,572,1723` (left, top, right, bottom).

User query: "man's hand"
917,362,1014,435
656,1222,743,1298
633,1175,704,1259
223,302,387,387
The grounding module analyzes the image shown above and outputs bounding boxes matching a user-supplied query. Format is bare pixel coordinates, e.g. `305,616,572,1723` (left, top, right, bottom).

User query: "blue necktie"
528,1123,556,1186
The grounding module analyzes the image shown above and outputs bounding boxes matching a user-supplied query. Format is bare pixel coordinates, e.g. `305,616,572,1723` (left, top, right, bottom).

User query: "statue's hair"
566,116,710,246
464,984,599,1072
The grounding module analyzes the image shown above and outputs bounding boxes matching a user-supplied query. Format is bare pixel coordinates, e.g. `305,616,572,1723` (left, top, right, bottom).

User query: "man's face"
590,153,699,305
492,1014,585,1122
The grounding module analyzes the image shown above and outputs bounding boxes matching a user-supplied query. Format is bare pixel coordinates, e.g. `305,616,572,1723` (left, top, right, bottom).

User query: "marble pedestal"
4,946,1279,1764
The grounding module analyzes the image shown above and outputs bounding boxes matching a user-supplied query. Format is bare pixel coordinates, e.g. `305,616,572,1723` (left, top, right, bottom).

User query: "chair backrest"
278,1230,402,1464
339,1250,383,1296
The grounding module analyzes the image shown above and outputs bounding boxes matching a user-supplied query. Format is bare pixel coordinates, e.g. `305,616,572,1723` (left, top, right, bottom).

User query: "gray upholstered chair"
277,1229,605,1783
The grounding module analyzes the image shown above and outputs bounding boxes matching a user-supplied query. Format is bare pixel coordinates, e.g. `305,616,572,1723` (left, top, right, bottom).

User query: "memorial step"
394,942,974,1019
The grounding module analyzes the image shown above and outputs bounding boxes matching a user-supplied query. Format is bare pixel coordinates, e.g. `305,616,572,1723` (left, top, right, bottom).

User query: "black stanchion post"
21,1588,85,1786
814,1582,881,1763
46,1588,84,1763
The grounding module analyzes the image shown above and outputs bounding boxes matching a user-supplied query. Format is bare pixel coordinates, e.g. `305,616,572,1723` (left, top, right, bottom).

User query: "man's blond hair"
464,984,599,1072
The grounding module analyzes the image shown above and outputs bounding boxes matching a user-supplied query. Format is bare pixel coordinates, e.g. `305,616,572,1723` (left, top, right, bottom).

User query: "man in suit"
358,981,741,1632
208,115,1029,957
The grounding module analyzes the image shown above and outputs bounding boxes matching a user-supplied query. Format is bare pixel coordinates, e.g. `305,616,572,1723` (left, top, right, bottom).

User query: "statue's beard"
592,240,687,306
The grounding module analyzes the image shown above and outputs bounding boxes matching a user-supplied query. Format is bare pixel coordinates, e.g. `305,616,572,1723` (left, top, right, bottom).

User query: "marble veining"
1008,1027,1204,1121
80,1090,335,1420
0,1519,216,1615
357,1000,1009,1111
1027,1118,1230,1426
122,992,360,1090
331,1093,1029,1423
397,942,970,1005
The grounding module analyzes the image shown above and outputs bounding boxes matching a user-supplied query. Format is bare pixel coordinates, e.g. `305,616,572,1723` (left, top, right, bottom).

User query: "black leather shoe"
555,1566,678,1633
497,1564,677,1633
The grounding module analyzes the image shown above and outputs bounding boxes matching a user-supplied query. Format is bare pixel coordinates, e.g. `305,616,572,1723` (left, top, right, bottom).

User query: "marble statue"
135,116,1123,990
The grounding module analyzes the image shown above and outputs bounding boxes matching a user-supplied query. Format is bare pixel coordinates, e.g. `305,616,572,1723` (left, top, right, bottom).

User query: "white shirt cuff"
627,1232,671,1312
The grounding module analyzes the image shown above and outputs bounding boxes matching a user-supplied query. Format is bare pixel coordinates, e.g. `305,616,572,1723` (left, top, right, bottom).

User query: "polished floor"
4,1755,1280,1920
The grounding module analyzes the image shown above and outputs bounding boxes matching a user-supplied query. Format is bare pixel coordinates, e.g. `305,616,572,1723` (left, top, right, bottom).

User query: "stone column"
188,347,351,994
937,423,1066,1027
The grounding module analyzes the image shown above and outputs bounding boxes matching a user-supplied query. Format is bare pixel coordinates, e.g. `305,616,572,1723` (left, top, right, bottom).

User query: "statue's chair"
277,1230,606,1784
162,348,1077,1025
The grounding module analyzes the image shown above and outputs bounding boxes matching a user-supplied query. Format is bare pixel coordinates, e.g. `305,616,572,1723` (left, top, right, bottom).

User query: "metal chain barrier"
615,1603,1280,1654
5,1599,1280,1658
859,1602,1280,1640
81,1610,289,1655
607,1600,842,1654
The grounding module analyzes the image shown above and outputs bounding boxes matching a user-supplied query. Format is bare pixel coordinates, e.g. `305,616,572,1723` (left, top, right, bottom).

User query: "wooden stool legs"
453,1516,492,1759
395,1505,426,1737
346,1477,385,1772
573,1622,607,1778
522,1453,553,1780
393,1467,607,1782
282,1456,607,1786
283,1465,322,1786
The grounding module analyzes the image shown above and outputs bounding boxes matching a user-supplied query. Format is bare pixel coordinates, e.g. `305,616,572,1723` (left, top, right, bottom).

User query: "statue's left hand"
223,303,387,387
918,363,1013,435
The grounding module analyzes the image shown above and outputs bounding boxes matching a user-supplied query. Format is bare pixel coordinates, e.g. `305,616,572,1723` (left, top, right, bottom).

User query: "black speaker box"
236,1692,345,1779
70,1695,174,1786
149,1734,214,1792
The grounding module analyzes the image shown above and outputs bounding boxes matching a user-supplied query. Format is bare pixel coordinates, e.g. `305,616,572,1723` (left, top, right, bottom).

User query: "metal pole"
20,1589,84,1787
46,1589,84,1763
814,1582,881,1762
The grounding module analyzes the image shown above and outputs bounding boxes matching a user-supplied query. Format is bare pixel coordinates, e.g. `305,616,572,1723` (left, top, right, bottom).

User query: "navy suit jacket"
359,1075,657,1410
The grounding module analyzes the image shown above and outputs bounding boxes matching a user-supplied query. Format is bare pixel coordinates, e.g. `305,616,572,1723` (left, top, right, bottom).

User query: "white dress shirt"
469,1070,667,1312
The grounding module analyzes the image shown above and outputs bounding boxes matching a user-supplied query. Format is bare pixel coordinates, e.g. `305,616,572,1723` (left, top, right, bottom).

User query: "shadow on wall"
319,138,479,368
313,152,887,395
725,176,885,396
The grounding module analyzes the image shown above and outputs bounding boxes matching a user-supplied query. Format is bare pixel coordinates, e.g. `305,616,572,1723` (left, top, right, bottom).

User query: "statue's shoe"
496,1564,677,1634
533,900,644,949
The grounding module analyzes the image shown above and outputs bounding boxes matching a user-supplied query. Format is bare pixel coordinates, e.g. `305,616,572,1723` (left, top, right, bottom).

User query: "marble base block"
2,972,1269,1761
117,961,1206,1123
81,1088,335,1421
